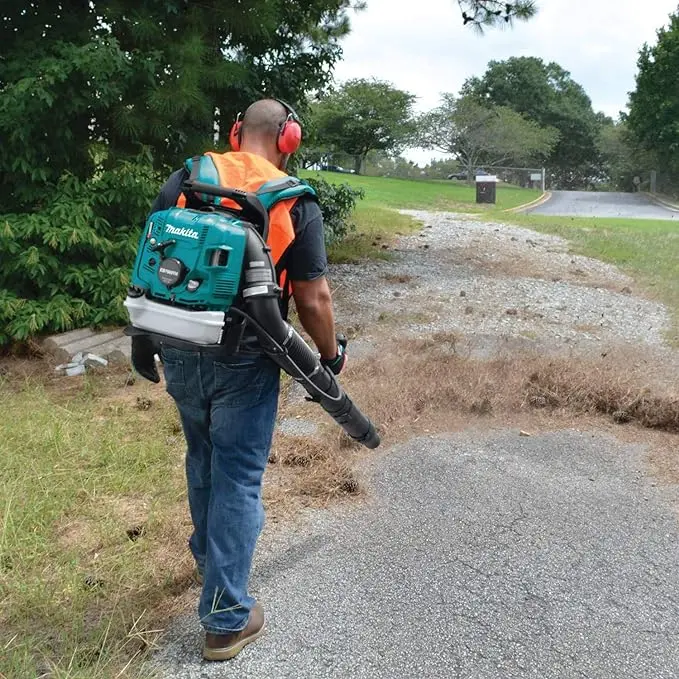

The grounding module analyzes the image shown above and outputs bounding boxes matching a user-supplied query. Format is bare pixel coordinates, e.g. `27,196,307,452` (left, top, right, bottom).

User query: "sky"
332,0,679,164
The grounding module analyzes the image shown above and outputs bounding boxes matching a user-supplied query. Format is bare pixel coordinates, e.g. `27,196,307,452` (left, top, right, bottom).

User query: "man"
133,99,346,661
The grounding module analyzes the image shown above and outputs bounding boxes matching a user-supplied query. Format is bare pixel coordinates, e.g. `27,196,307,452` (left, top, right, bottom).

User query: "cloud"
332,0,678,162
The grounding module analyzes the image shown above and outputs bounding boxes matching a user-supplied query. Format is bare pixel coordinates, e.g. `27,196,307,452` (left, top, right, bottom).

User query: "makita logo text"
166,225,199,239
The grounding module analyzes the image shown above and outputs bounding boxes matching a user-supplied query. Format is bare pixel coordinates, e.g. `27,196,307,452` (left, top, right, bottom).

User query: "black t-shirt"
147,167,328,354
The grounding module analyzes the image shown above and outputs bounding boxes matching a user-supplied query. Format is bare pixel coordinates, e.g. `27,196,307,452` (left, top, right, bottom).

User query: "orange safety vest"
176,151,302,292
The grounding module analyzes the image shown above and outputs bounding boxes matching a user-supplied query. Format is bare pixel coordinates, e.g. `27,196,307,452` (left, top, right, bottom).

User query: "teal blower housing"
130,207,247,310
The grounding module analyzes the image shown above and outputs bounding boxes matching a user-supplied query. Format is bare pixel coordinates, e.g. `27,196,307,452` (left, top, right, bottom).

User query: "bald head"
240,99,289,146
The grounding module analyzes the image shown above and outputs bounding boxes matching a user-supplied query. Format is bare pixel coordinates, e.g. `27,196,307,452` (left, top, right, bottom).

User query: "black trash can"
475,175,497,204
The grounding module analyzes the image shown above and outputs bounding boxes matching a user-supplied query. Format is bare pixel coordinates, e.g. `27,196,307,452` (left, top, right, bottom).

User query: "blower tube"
235,226,381,450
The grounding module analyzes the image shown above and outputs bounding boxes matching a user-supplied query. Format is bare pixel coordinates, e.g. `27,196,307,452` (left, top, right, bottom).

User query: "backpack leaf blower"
124,178,380,450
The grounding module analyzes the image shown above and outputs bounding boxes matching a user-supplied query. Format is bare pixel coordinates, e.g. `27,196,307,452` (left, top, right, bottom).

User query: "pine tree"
458,1,538,31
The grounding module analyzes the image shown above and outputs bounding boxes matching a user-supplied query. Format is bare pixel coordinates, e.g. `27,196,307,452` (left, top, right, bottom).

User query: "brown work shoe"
202,602,265,661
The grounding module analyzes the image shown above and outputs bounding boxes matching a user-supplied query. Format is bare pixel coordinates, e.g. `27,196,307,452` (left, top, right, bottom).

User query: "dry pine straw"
318,332,679,447
121,333,679,513
270,332,679,514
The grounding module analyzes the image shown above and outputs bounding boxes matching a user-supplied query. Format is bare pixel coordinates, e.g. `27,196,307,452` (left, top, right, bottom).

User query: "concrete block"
52,332,131,375
92,337,131,362
65,364,86,377
84,353,108,368
60,329,124,357
43,327,96,353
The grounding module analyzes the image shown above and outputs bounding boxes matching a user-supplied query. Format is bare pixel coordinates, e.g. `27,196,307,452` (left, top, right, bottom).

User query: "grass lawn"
0,371,188,678
299,170,541,262
299,170,540,212
498,212,679,339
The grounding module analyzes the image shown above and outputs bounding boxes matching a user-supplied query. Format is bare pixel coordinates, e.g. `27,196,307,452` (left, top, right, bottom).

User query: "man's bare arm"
290,277,338,359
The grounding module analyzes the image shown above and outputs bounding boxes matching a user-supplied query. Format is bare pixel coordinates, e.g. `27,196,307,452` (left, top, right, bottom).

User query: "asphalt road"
155,429,679,679
528,190,679,220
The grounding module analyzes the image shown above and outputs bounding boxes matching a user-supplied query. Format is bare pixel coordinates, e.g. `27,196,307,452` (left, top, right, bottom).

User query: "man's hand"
130,334,160,383
320,333,348,375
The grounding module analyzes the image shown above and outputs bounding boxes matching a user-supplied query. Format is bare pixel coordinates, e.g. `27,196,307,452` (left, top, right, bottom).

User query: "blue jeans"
160,345,280,634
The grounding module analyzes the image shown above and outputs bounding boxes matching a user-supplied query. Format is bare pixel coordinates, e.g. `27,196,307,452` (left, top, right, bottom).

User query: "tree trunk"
353,155,363,174
466,159,475,185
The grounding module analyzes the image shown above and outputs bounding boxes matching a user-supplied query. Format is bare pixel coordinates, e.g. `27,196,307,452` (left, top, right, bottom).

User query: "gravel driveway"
330,210,674,365
527,190,678,220
153,211,679,678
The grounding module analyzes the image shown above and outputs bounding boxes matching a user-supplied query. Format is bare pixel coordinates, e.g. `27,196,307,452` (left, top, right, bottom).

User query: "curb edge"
503,191,552,214
643,192,679,213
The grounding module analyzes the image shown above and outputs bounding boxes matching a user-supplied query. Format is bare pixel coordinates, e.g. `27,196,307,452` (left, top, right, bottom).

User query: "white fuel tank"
124,295,225,345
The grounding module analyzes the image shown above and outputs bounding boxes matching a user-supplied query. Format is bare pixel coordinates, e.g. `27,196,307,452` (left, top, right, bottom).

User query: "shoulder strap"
256,177,317,211
182,154,222,206
188,155,202,183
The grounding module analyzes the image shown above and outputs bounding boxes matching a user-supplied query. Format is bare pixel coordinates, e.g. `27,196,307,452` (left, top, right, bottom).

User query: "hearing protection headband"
229,98,302,155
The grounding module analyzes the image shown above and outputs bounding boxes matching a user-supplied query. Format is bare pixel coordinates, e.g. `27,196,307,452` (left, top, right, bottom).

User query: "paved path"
528,191,679,220
154,429,679,679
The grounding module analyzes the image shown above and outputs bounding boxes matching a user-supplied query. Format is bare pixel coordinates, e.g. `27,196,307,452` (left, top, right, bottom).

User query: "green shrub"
0,153,162,346
303,176,365,246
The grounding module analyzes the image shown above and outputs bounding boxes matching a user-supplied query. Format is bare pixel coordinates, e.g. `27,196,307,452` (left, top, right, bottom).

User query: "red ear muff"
229,115,242,151
277,115,302,155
